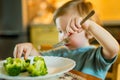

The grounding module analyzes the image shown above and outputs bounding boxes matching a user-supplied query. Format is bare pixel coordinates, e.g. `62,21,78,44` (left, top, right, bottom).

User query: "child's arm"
83,20,119,59
67,16,119,59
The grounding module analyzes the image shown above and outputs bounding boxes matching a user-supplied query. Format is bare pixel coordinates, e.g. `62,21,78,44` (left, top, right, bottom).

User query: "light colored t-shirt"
41,46,117,80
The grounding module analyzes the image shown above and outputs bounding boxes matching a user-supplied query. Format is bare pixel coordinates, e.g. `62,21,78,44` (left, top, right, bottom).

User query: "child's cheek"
70,38,82,47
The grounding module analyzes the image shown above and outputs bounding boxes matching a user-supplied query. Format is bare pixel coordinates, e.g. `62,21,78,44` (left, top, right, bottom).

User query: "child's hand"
13,43,39,60
66,16,90,34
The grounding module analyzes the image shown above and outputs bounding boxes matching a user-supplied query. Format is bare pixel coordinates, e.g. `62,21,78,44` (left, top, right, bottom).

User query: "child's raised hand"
66,16,89,34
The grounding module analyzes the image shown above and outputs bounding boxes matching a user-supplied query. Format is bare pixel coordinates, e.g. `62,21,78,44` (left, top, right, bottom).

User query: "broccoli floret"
3,57,30,76
3,56,47,76
4,64,21,76
4,57,21,76
6,57,13,64
27,56,48,76
20,59,30,72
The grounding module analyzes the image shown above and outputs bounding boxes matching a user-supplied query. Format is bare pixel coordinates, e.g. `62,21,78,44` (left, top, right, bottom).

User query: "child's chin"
66,46,76,50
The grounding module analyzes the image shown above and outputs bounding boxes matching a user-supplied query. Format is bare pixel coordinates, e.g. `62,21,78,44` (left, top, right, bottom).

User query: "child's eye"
58,30,62,33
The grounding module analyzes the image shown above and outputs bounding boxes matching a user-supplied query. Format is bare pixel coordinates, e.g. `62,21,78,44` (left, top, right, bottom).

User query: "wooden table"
0,70,102,80
70,70,101,80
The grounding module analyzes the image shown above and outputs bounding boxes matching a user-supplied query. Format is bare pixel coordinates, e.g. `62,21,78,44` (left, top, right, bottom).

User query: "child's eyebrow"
57,27,62,30
57,27,61,31
57,26,67,33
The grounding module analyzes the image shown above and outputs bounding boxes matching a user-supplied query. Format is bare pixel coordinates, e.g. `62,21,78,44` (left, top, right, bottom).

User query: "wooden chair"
105,51,120,80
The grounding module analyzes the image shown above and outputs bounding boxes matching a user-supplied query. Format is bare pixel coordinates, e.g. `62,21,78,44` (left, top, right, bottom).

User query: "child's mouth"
65,43,70,47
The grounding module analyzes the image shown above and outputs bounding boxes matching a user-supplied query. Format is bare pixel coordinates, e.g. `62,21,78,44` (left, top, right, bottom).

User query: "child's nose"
68,32,72,36
63,34,69,39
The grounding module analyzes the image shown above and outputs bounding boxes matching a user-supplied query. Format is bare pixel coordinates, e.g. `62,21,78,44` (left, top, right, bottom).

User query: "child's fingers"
77,28,83,33
74,17,84,33
16,45,24,58
66,16,84,34
66,18,74,34
13,43,33,59
24,48,31,60
69,28,75,33
75,17,82,28
13,46,17,58
70,18,79,32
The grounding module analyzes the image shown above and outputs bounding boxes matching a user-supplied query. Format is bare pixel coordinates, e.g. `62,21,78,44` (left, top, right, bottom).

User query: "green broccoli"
3,56,47,76
3,57,30,76
20,59,30,72
27,56,48,76
4,57,21,76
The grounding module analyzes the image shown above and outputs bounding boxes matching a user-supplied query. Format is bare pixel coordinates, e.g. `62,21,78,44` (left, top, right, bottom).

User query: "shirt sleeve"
95,46,118,69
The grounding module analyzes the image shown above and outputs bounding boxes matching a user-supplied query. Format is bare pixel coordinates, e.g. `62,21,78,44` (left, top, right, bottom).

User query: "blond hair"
53,0,101,25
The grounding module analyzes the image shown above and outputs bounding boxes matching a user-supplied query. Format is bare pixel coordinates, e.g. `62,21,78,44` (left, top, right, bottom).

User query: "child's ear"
85,32,93,39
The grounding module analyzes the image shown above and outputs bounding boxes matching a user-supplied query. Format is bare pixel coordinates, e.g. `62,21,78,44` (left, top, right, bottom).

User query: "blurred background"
0,0,120,57
0,0,120,58
0,0,120,80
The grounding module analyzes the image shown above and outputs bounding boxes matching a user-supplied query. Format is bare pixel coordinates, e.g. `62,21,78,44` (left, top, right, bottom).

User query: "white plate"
0,56,76,80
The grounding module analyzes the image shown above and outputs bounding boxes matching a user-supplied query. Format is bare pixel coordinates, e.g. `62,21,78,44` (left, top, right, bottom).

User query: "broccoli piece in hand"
3,57,30,76
27,56,48,76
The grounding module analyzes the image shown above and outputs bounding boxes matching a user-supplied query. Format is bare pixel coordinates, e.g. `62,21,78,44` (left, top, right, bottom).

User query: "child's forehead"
56,16,69,30
56,11,79,31
56,24,67,32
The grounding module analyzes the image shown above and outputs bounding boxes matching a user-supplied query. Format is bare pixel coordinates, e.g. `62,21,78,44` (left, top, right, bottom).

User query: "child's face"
55,14,89,50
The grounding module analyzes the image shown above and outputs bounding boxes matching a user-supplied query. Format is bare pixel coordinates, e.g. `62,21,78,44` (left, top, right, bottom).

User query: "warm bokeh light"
27,0,120,24
87,0,120,21
27,0,70,24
